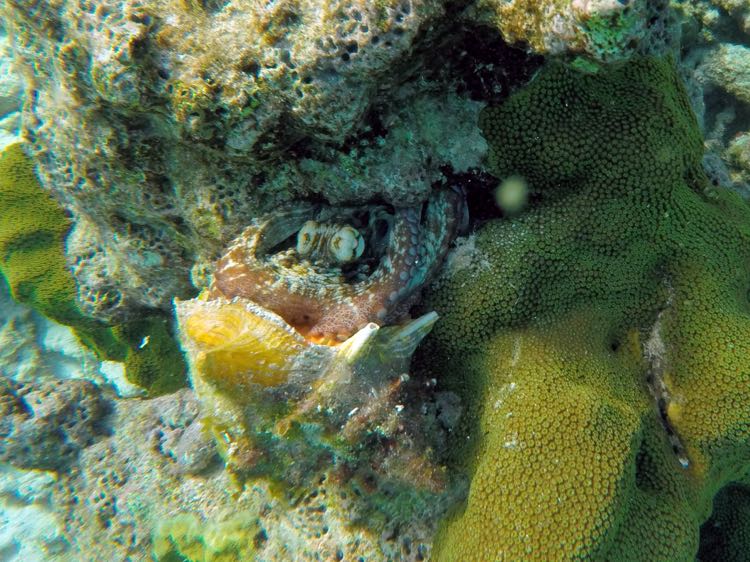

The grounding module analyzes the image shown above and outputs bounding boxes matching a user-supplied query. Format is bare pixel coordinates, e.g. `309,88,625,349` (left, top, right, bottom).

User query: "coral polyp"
209,188,466,342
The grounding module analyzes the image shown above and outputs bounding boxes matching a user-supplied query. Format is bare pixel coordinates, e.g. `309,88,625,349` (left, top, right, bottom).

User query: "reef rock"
1,0,672,322
0,25,21,151
0,376,109,471
676,0,750,194
468,0,675,62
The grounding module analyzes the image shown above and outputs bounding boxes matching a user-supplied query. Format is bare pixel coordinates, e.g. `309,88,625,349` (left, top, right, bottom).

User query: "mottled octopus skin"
209,189,465,341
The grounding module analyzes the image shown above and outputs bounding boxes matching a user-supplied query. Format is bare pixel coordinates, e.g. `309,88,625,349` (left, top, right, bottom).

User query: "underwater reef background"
1,0,750,560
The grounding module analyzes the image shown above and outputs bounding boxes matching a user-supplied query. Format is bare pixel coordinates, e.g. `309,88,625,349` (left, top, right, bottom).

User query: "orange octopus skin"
209,188,466,341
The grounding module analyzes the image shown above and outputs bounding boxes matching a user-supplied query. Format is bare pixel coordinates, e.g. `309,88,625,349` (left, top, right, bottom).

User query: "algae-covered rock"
0,376,109,471
418,56,750,560
39,386,454,561
1,0,453,320
467,0,675,62
702,44,750,105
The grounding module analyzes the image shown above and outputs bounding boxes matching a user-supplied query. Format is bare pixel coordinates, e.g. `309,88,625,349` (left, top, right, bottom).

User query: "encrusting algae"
0,142,187,395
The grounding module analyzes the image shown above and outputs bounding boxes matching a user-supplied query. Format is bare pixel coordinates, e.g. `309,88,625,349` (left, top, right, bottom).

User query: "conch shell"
174,292,438,475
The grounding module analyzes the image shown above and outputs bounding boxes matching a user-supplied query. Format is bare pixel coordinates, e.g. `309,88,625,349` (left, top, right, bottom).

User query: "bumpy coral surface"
417,57,750,559
210,188,466,341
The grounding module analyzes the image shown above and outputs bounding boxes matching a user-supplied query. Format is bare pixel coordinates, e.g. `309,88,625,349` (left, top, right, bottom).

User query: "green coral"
114,316,188,395
0,143,186,395
699,480,750,561
0,143,123,357
418,57,750,560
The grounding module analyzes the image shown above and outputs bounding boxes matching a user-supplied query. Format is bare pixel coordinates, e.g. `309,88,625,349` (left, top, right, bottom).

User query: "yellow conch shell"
174,292,438,474
182,301,320,388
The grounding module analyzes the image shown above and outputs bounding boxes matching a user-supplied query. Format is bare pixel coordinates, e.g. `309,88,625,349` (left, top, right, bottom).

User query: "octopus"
208,187,467,342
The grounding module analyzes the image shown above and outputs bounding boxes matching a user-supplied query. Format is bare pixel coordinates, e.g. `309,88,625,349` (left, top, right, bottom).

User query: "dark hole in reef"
441,166,502,227
253,529,268,549
130,13,151,25
338,107,388,154
420,23,544,104
697,484,750,561
240,59,261,78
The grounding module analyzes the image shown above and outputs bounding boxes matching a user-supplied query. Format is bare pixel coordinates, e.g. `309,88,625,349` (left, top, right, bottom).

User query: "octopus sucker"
208,188,466,341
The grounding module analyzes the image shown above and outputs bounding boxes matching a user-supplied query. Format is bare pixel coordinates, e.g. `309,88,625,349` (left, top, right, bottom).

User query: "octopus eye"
296,221,318,254
329,226,364,263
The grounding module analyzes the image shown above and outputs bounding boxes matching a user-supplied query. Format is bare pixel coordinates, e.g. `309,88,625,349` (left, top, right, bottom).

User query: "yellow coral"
433,313,657,559
419,58,750,559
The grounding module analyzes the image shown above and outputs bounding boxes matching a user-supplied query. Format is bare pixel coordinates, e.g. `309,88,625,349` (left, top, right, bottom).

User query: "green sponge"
0,143,186,395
